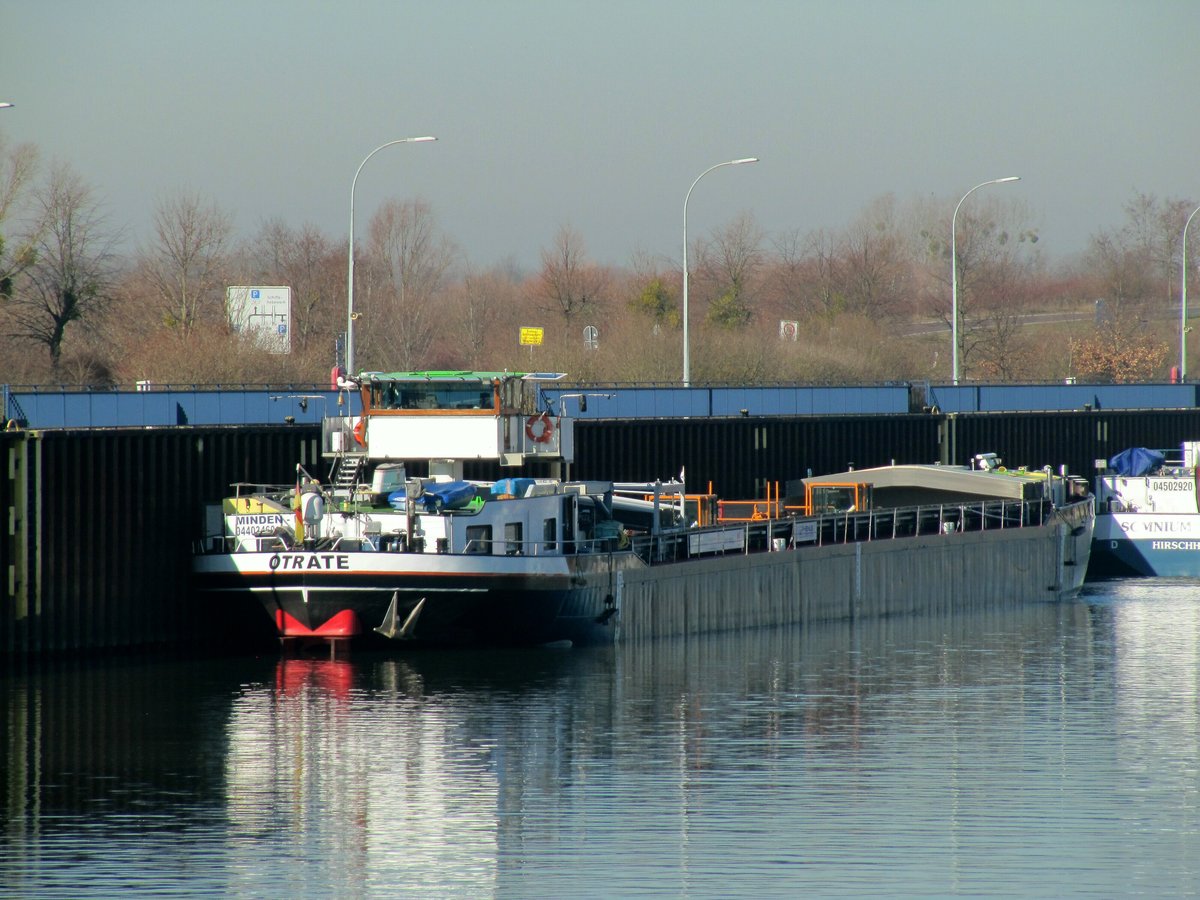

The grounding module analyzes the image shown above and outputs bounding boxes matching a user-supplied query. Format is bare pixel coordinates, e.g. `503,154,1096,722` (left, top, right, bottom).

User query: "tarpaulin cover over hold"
1109,447,1165,477
422,481,477,511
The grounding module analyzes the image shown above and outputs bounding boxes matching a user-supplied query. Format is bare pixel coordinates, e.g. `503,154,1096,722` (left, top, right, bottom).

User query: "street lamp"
1180,203,1200,381
682,157,758,386
346,136,436,378
951,175,1020,385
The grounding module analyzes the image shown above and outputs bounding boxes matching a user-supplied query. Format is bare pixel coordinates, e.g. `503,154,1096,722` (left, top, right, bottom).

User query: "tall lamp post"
682,157,758,386
346,136,436,377
951,176,1020,385
1180,203,1200,382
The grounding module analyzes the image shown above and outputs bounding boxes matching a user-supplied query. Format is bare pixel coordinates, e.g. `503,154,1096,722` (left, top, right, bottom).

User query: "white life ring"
525,413,554,443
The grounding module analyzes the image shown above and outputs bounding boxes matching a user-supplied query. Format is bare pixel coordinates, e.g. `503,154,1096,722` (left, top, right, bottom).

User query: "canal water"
2,578,1198,898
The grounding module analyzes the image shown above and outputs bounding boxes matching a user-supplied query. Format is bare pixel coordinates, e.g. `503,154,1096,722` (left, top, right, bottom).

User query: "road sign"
228,286,291,353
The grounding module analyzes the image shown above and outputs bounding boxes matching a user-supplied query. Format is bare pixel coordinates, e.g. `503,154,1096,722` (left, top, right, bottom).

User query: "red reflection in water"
274,657,354,699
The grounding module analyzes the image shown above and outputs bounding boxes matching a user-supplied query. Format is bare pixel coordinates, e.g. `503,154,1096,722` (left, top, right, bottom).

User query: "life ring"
352,417,366,446
4,419,17,431
525,413,554,443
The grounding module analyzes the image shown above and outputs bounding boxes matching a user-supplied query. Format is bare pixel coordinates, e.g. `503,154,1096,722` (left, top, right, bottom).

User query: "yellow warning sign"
519,327,544,346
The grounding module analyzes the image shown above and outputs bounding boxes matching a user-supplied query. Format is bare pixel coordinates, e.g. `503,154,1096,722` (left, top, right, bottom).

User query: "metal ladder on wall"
330,454,364,495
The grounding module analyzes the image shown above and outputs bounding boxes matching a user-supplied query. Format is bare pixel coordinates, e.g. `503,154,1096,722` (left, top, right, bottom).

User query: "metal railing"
199,491,1064,562
630,496,1053,566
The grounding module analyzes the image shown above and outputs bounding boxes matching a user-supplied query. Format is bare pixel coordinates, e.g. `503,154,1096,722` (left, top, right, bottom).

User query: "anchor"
375,593,426,640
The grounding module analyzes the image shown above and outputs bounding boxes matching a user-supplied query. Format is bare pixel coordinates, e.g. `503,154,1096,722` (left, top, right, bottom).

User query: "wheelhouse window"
371,381,496,411
542,517,557,553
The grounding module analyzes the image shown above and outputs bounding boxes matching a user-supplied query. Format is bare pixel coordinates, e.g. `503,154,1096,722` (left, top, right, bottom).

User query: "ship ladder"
332,455,364,494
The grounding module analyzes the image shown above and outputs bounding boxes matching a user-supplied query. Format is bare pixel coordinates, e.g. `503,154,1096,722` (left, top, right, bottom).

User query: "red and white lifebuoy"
525,413,555,443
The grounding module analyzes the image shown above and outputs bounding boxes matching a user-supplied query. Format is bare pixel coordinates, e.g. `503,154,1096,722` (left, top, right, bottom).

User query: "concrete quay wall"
0,406,1181,656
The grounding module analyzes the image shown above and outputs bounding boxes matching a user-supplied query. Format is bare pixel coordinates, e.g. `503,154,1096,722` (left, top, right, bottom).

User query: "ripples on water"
2,580,1198,898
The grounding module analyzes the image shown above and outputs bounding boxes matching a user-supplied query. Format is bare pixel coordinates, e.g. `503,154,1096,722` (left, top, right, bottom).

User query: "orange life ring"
525,413,554,443
352,417,366,446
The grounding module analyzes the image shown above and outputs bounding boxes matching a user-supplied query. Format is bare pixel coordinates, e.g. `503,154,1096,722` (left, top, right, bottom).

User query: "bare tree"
536,224,608,323
694,211,764,329
1088,190,1196,320
764,227,822,321
444,265,516,363
761,200,912,332
1123,191,1193,304
839,196,912,321
7,162,119,372
0,135,39,299
966,289,1036,381
1087,230,1154,321
919,195,1040,380
361,198,457,370
140,190,233,336
246,219,342,355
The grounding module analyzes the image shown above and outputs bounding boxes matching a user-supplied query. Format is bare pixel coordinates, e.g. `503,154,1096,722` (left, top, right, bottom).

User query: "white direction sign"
228,286,291,353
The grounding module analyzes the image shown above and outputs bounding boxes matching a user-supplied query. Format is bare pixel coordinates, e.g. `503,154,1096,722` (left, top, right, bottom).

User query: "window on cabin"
809,485,862,515
465,524,492,554
543,517,556,553
577,500,595,536
505,522,523,555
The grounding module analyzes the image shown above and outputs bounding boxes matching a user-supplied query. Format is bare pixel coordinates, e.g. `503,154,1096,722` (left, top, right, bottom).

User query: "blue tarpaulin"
1109,447,1164,476
422,481,477,511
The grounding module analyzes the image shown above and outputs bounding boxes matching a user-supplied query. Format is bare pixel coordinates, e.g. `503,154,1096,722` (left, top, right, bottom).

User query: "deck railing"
199,489,1063,562
630,496,1053,566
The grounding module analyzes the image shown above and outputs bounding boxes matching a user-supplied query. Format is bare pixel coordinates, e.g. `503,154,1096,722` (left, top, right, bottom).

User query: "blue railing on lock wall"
2,382,1199,430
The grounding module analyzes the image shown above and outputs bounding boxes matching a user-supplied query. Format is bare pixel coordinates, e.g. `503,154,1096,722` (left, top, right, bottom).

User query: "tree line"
0,134,1192,387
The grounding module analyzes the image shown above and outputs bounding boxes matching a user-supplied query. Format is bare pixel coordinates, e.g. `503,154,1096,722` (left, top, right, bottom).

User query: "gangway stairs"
330,454,364,495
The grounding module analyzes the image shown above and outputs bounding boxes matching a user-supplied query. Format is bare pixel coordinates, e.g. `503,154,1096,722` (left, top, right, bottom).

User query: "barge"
1090,442,1200,577
192,372,1095,650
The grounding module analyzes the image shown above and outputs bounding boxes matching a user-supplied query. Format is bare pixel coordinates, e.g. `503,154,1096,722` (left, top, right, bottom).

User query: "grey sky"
5,1,1198,271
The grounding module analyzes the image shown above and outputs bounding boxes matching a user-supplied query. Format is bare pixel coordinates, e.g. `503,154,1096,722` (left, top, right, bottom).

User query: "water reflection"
3,585,1199,897
1100,581,1200,855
